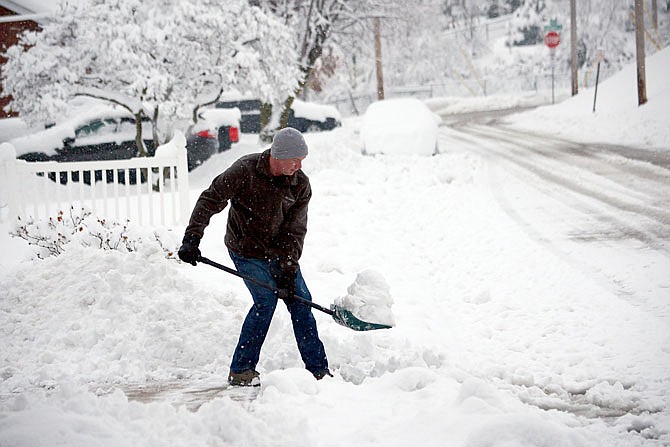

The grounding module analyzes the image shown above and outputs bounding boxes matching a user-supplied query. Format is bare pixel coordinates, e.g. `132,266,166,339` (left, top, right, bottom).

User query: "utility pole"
374,16,384,100
570,0,578,96
635,0,647,105
652,0,658,31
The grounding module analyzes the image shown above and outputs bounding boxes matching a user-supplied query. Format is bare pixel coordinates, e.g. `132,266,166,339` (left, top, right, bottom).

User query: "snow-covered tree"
319,0,670,105
331,0,492,98
254,0,399,130
2,0,300,153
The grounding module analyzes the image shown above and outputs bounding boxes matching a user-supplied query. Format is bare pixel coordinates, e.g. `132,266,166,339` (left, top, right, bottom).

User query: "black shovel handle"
198,256,335,316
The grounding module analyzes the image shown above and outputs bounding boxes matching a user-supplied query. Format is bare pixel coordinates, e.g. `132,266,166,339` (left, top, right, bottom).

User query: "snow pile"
361,97,440,156
334,269,395,327
0,245,237,392
506,46,670,150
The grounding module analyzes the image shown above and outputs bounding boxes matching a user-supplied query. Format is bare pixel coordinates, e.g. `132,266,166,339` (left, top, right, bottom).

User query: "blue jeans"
228,250,329,375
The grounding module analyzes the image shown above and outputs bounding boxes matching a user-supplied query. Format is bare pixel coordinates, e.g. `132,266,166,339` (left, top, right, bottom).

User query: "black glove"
274,270,297,305
178,234,201,266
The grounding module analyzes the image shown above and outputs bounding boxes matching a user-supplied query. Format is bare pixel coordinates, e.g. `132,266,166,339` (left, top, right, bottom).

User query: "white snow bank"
0,244,239,392
505,46,670,150
361,97,440,156
334,269,395,327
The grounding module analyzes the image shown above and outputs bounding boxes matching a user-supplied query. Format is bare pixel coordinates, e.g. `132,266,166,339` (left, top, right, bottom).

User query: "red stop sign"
545,31,560,48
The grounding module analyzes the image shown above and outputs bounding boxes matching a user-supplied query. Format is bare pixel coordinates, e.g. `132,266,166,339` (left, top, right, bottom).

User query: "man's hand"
275,270,297,305
178,234,201,266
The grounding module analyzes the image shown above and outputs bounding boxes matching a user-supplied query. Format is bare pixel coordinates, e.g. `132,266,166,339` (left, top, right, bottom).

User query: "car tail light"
229,126,239,143
196,129,217,139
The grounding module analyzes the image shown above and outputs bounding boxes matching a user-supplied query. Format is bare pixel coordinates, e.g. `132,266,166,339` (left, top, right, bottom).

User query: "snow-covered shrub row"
11,207,179,259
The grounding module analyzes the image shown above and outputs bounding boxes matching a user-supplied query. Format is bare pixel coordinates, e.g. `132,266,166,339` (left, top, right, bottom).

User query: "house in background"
0,0,54,118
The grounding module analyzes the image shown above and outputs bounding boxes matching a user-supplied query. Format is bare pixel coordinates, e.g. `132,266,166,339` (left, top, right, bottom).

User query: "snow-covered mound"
361,97,440,156
334,269,395,327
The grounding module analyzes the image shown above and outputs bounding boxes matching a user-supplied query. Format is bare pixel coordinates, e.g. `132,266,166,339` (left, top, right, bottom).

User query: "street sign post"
593,50,605,113
544,18,563,32
544,19,562,104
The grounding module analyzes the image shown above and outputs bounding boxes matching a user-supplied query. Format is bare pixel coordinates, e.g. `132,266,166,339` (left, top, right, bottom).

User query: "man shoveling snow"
178,128,331,386
178,128,393,387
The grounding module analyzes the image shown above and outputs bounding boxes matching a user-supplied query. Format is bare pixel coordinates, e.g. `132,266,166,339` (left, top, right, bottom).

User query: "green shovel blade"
330,305,393,331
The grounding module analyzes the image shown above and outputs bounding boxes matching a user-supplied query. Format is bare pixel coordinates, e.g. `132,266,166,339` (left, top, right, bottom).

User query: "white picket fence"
0,132,190,227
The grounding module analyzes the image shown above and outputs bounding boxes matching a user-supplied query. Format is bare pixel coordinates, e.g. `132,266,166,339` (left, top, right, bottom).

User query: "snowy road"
442,110,670,306
431,110,670,438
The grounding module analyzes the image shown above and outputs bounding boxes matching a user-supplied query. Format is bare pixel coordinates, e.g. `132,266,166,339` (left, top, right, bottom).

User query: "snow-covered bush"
11,207,179,259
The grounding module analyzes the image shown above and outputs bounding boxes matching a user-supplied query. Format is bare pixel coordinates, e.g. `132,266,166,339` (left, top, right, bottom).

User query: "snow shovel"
198,256,392,331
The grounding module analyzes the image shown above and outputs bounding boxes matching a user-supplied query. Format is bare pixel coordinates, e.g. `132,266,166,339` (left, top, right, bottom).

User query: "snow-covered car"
215,97,341,134
361,98,442,156
9,101,236,172
216,98,262,133
11,109,156,164
287,99,341,133
196,107,241,152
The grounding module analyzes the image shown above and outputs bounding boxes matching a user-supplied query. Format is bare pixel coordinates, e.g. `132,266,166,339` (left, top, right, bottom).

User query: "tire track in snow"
438,120,670,314
445,123,670,253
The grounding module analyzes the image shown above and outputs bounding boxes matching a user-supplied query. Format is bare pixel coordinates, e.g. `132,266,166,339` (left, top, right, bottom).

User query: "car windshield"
75,119,118,137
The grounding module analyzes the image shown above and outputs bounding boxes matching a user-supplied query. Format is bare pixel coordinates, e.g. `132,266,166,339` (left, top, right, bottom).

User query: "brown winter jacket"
184,149,310,274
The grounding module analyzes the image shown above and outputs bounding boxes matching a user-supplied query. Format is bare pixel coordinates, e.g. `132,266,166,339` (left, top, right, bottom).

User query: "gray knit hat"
270,127,308,159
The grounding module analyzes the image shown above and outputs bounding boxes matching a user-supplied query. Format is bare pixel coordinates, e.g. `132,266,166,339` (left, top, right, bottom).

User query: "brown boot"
228,369,260,387
313,370,333,380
